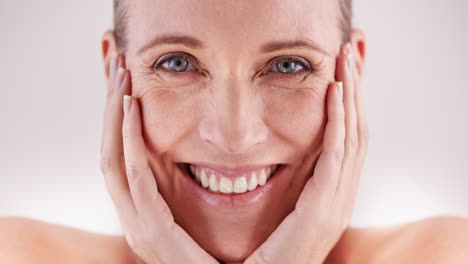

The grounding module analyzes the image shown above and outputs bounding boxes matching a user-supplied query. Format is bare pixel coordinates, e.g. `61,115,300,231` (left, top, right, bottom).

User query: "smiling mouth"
180,163,283,194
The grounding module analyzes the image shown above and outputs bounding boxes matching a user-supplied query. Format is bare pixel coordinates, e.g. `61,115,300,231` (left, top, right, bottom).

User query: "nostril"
198,117,269,155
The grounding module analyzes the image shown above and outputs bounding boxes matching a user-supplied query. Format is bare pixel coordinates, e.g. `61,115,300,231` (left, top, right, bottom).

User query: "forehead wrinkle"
133,0,334,41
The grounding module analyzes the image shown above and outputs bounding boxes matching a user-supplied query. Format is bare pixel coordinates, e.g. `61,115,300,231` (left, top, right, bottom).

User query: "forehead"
126,0,341,55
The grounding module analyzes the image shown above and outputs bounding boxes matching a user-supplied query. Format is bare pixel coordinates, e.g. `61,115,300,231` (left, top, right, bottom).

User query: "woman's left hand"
243,42,369,264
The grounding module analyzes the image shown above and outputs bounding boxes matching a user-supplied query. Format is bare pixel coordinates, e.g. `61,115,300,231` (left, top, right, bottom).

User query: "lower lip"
178,163,286,210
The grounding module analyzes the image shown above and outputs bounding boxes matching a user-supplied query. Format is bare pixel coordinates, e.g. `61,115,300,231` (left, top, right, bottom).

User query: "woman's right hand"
99,51,220,264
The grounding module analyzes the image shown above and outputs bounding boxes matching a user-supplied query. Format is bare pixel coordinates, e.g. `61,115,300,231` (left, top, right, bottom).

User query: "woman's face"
120,0,343,261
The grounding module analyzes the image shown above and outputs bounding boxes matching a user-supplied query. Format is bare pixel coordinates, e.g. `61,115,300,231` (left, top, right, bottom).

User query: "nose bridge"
200,73,268,154
218,76,250,134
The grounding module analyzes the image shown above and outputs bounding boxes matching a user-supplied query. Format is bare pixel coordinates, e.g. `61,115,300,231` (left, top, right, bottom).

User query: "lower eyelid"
258,71,312,84
269,59,312,73
153,56,314,77
154,66,207,81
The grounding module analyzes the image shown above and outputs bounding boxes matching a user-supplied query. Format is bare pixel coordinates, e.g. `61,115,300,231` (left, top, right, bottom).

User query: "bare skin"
1,49,467,262
1,0,468,263
98,1,370,262
1,215,467,263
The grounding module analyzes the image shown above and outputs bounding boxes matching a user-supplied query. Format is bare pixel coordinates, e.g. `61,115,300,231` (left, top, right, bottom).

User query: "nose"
199,77,269,155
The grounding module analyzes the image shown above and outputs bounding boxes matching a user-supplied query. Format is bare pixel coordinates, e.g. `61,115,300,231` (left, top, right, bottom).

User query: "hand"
243,43,369,264
100,52,220,264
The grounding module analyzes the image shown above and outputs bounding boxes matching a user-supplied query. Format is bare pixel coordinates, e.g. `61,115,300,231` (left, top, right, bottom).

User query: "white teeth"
219,177,233,193
188,165,280,193
208,173,219,192
248,172,258,191
200,169,209,188
258,169,267,186
233,177,248,193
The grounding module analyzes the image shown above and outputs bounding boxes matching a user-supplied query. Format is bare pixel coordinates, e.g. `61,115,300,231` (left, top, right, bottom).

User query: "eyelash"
151,53,314,76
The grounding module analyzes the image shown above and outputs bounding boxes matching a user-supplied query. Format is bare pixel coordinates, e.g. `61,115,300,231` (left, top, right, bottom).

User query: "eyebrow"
137,33,329,57
137,33,206,56
260,38,329,56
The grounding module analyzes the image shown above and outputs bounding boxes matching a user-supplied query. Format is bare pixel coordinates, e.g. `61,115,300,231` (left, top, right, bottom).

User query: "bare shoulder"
326,215,468,264
0,216,135,264
376,215,468,263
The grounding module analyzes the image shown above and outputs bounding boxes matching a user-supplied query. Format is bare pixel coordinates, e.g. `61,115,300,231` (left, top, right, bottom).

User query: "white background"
1,0,467,235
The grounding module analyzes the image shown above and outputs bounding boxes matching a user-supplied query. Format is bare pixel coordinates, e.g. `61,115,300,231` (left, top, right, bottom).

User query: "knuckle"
126,161,151,185
322,148,345,165
359,119,370,141
100,156,113,174
346,133,359,152
126,162,141,181
358,128,370,155
122,131,131,141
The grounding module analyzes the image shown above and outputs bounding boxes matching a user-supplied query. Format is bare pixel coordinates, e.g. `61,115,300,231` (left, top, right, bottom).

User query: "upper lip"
188,162,280,176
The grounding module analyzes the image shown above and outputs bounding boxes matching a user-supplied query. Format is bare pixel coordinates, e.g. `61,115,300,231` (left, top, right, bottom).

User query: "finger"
352,45,369,169
314,82,345,187
102,54,126,155
109,52,118,81
100,54,136,219
349,48,369,198
338,45,368,223
122,95,174,222
107,53,124,96
296,82,345,214
335,43,359,193
121,96,220,264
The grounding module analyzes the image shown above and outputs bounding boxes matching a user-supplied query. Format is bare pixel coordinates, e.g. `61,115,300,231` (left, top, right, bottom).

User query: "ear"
349,28,367,79
101,29,118,80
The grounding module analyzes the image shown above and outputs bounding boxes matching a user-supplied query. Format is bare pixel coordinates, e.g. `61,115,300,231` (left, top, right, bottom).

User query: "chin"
156,162,305,263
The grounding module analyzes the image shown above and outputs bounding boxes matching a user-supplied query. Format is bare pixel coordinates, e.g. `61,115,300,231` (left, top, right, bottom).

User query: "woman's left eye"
154,54,196,72
269,57,312,74
152,54,312,75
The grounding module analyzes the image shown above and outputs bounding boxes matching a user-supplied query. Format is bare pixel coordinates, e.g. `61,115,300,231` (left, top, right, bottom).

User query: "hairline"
113,0,352,54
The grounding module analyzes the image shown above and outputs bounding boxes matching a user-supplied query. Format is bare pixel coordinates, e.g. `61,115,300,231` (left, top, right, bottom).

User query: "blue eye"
154,54,196,72
270,57,311,74
153,54,312,75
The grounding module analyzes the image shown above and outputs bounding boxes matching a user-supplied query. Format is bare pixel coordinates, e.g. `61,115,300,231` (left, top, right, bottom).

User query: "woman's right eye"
154,54,196,73
152,54,313,77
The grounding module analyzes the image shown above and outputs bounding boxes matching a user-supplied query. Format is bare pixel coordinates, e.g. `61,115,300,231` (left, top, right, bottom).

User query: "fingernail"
337,82,343,100
123,95,132,116
114,67,125,91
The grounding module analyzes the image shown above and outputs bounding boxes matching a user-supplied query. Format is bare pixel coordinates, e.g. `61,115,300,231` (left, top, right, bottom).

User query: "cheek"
138,88,201,155
264,86,327,154
135,70,329,158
